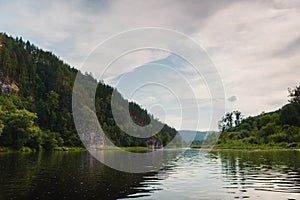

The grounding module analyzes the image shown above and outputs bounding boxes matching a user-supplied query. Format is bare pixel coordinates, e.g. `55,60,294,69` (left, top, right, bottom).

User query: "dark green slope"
0,32,180,151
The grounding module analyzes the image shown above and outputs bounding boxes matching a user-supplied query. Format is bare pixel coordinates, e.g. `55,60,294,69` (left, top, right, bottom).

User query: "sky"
1,0,300,131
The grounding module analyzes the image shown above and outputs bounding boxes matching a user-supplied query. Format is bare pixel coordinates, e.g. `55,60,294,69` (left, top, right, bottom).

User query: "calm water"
0,149,299,200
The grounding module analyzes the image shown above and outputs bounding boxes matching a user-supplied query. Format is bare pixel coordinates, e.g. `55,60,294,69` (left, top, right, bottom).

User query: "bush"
244,136,258,144
42,131,64,151
269,133,287,143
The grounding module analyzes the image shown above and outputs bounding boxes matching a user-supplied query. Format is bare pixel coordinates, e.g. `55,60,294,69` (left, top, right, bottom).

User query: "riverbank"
97,146,160,152
0,146,87,153
0,146,160,153
191,142,300,150
3,144,299,153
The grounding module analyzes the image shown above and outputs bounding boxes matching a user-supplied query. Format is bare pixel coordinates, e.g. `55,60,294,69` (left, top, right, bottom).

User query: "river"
0,149,299,200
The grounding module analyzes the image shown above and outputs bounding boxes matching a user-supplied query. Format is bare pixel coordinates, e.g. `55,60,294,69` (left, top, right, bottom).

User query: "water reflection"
125,150,300,200
90,148,184,173
0,152,160,200
0,150,299,200
217,150,300,196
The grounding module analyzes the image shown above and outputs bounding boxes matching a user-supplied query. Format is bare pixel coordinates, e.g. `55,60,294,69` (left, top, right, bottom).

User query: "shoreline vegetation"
0,146,87,153
191,144,300,150
211,86,300,150
1,144,300,154
0,145,184,153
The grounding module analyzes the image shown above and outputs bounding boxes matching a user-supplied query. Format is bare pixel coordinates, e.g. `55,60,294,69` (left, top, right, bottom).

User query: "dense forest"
0,33,180,151
216,86,300,148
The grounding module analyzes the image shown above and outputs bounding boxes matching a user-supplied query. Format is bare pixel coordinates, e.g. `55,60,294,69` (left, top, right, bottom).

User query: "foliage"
288,85,300,103
0,97,43,150
218,110,242,132
0,33,180,150
217,86,300,149
41,131,64,151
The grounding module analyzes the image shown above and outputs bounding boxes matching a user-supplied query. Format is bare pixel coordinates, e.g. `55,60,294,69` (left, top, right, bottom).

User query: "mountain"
0,32,181,151
178,130,218,145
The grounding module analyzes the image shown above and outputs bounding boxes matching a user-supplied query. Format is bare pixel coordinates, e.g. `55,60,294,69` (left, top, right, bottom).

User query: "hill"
178,130,214,142
0,32,180,151
216,90,300,149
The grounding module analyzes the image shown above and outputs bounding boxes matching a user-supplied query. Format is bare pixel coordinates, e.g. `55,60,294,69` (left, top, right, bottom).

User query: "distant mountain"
178,130,217,143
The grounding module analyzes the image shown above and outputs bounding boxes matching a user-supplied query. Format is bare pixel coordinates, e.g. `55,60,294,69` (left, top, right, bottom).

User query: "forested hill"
216,88,300,149
0,32,180,151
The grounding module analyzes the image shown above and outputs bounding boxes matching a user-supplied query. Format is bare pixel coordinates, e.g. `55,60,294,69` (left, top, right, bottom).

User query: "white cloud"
1,0,300,130
194,0,300,116
137,96,157,105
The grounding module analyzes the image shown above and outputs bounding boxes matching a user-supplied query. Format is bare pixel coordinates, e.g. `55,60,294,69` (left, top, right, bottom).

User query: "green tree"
234,111,242,126
280,104,300,127
0,33,180,149
288,85,300,103
218,111,243,132
258,114,271,128
37,90,59,130
42,131,63,151
1,109,41,149
0,106,4,136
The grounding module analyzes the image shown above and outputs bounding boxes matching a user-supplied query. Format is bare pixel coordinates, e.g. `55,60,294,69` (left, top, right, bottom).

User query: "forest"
0,33,180,151
216,86,300,148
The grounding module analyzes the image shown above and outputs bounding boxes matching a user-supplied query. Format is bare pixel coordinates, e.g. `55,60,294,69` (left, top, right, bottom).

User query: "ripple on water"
125,150,300,200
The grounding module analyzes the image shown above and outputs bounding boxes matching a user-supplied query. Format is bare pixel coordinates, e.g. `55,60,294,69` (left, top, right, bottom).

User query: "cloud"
1,0,300,130
273,37,300,57
135,96,157,106
194,0,300,115
227,96,237,102
0,0,235,67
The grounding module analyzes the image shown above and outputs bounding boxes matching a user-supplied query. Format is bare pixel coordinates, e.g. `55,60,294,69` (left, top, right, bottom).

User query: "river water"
0,149,299,200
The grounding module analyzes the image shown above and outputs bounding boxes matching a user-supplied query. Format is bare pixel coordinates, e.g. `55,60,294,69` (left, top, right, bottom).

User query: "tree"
218,111,243,132
42,131,63,151
258,114,271,128
288,85,300,103
37,90,59,130
1,109,42,149
0,106,4,136
0,120,3,136
0,33,180,149
233,110,242,126
217,86,300,148
280,104,300,127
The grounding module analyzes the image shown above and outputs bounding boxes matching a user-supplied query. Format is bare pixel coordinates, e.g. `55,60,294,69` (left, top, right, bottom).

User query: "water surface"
0,150,299,200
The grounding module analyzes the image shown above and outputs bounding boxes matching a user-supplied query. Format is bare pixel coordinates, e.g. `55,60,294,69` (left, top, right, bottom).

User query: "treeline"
0,95,64,151
217,86,300,148
0,33,179,151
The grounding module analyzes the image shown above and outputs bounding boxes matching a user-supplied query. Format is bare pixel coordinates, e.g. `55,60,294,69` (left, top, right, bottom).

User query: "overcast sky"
1,0,300,131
